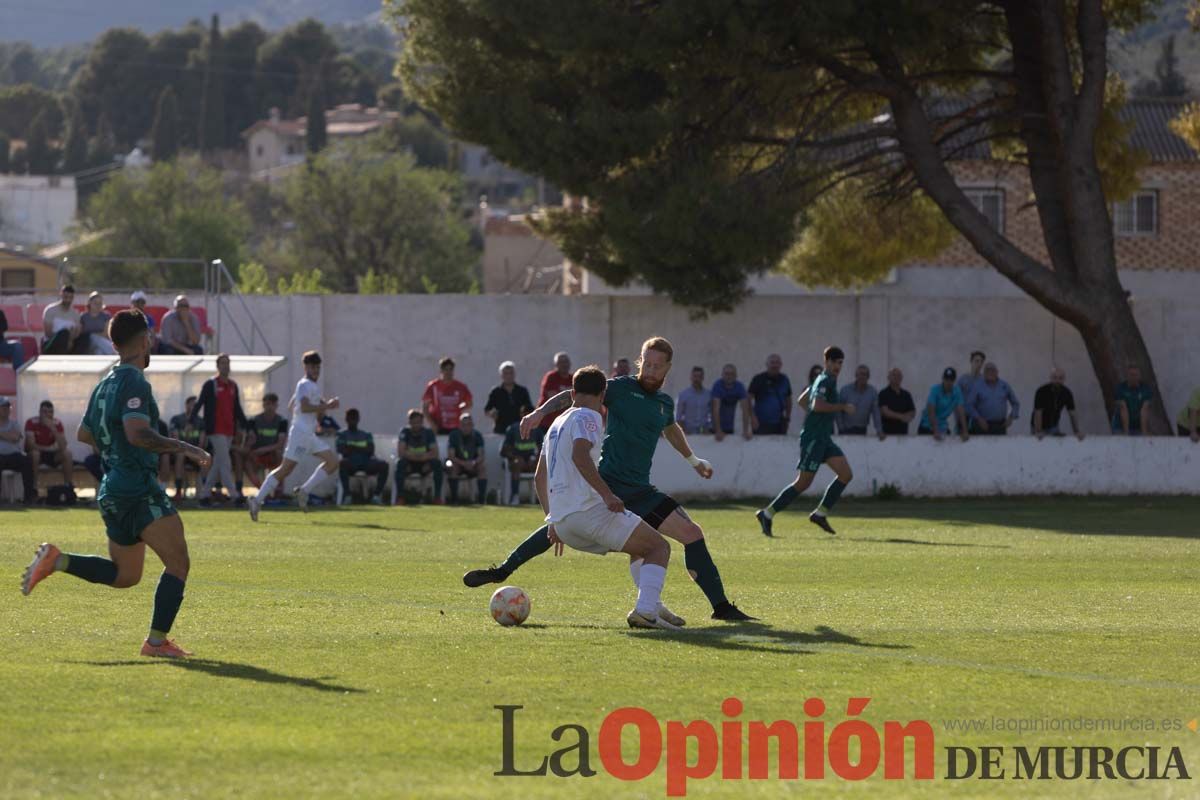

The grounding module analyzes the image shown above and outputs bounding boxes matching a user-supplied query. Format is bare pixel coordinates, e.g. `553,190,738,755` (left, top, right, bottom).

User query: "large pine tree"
306,72,327,155
199,14,227,152
151,86,180,162
24,109,53,175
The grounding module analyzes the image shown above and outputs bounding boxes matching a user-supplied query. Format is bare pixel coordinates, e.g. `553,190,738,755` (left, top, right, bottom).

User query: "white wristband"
686,453,703,467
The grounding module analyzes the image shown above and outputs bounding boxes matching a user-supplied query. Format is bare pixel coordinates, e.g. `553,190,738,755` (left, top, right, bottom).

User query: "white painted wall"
0,175,77,247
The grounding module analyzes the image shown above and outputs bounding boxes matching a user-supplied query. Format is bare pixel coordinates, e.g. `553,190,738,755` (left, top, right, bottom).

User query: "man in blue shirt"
711,364,752,440
1112,365,1154,435
918,367,970,441
748,354,793,435
966,362,1020,435
675,366,712,434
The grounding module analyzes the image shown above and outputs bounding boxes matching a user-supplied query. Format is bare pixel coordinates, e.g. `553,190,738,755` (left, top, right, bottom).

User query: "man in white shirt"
42,284,87,355
537,366,679,630
248,351,340,521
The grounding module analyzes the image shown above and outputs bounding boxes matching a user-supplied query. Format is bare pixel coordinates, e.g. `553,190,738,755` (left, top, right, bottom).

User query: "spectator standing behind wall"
422,357,473,435
484,361,533,435
878,368,916,436
711,364,752,441
748,354,792,435
965,362,1020,436
837,364,883,439
1112,366,1154,436
41,285,87,355
918,368,970,441
538,352,574,430
1032,368,1084,440
1177,384,1200,441
675,366,712,435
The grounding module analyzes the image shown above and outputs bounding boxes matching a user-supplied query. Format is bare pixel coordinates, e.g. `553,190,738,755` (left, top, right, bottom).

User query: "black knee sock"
684,539,728,610
62,554,118,585
498,525,552,574
476,479,487,504
448,479,460,502
150,572,186,636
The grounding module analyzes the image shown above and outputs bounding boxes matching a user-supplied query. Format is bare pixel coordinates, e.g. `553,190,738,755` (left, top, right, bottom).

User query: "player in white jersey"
538,366,679,630
247,350,340,520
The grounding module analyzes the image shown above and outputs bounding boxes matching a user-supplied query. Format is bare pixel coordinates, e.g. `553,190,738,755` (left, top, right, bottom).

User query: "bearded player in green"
463,336,755,622
756,346,855,536
20,309,211,658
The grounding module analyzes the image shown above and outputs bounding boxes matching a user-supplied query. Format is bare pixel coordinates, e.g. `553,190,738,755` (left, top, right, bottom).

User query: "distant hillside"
0,0,383,46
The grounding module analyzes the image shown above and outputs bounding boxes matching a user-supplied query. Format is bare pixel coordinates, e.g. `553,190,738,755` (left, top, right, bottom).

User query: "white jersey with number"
289,377,322,436
545,406,605,522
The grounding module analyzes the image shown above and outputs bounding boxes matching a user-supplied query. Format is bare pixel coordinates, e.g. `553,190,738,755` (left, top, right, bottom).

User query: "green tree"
199,14,227,153
0,135,9,173
24,110,53,174
358,267,402,293
398,0,1172,431
306,73,328,155
1154,35,1189,97
0,83,64,140
151,86,180,162
61,98,88,174
222,21,269,147
379,113,450,169
70,28,154,147
278,268,333,294
74,157,247,288
256,19,340,117
284,142,478,292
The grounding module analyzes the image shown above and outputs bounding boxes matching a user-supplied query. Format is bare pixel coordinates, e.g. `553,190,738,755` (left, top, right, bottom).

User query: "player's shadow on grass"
853,537,1010,549
622,623,909,657
308,520,430,532
72,659,364,693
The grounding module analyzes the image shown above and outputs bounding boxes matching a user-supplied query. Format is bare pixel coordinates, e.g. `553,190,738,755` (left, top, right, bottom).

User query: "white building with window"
0,174,77,248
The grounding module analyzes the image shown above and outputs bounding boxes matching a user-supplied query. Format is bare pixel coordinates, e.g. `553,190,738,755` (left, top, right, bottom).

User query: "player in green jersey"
756,346,855,536
20,310,211,658
463,336,755,622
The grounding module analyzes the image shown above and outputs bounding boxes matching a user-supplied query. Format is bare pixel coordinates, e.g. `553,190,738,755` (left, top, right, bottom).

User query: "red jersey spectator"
422,357,473,434
25,399,73,486
538,351,574,429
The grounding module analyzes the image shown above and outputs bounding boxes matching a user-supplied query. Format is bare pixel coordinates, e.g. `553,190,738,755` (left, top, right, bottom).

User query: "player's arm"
300,397,331,414
534,448,550,516
662,422,713,479
124,417,210,466
810,395,849,414
571,437,623,513
76,422,95,447
520,390,571,437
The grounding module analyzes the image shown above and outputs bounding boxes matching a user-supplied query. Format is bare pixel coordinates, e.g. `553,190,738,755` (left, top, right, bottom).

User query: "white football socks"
300,465,329,495
635,563,667,617
256,473,278,501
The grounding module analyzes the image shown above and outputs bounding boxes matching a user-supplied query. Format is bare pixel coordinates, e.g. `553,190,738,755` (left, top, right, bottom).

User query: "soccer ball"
490,585,531,626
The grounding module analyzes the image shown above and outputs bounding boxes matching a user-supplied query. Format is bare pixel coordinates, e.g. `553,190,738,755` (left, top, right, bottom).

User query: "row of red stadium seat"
2,303,213,336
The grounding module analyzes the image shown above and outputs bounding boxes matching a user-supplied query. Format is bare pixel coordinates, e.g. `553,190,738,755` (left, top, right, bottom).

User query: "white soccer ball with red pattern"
490,585,531,626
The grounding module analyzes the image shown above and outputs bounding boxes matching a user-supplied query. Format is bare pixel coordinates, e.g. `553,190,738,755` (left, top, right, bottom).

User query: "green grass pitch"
1,497,1198,799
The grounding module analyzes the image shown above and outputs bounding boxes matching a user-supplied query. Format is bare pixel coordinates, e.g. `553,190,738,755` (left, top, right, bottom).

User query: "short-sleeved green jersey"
82,364,160,496
801,372,838,441
598,375,675,488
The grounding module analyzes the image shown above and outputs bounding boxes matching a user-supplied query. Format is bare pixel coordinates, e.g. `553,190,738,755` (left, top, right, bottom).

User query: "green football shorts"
797,436,844,474
97,485,177,546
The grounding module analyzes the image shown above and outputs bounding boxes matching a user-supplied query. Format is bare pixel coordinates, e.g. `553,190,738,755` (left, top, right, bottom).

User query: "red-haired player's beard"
637,374,664,393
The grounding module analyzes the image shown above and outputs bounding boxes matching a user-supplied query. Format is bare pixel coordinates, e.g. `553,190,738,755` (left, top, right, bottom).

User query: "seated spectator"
1112,365,1154,436
397,409,443,503
0,397,36,504
501,419,544,505
838,364,883,438
918,368,969,441
1033,368,1084,440
966,362,1020,435
80,291,116,355
130,290,158,349
158,294,204,355
239,393,288,497
748,354,793,435
484,361,533,435
538,351,574,430
41,284,87,355
336,408,388,505
711,363,752,441
25,400,74,486
675,366,712,434
878,368,916,436
422,356,473,434
611,358,632,377
0,308,26,369
1177,384,1200,442
170,396,206,500
446,412,487,504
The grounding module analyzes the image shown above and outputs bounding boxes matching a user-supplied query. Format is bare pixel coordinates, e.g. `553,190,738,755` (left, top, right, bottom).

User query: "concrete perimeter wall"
203,292,1198,442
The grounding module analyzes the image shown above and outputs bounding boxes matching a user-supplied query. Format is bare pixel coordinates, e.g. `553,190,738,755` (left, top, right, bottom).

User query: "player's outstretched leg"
139,515,192,658
809,456,853,536
462,524,553,587
622,525,679,631
23,539,146,596
756,472,817,537
628,558,685,626
295,451,339,512
250,459,297,522
659,508,757,622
